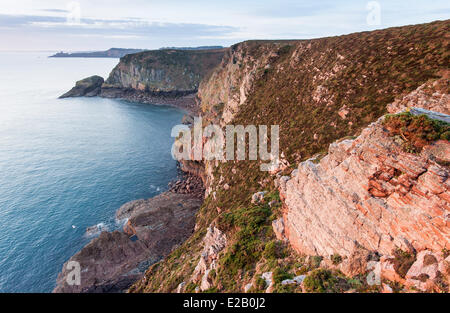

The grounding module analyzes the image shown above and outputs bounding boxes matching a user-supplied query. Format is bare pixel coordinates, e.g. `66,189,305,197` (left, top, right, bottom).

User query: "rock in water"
59,75,104,98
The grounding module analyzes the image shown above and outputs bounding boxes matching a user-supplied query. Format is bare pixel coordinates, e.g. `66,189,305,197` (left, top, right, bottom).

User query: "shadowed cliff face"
102,49,226,94
128,20,449,293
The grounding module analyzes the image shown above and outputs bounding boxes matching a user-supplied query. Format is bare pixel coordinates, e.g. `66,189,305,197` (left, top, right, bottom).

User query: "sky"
0,0,449,51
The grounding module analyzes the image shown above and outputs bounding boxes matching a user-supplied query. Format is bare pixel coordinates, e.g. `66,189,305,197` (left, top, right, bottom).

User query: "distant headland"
49,46,225,58
49,48,147,58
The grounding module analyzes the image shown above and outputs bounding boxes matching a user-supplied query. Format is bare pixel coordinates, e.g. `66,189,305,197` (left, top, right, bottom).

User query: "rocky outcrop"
198,41,283,124
127,20,449,293
100,49,226,112
179,160,207,184
103,49,225,93
54,192,202,293
61,49,226,112
404,250,449,291
191,226,227,291
117,192,203,243
168,172,205,199
59,75,104,98
278,113,449,266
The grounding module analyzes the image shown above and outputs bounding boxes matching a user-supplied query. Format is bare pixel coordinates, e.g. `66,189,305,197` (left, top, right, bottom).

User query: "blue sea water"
0,52,185,292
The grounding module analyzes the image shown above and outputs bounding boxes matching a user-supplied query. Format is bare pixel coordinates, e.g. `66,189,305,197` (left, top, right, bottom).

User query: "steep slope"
129,20,449,293
101,48,225,104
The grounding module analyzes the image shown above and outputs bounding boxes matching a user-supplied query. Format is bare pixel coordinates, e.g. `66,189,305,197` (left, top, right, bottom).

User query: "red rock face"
278,117,449,259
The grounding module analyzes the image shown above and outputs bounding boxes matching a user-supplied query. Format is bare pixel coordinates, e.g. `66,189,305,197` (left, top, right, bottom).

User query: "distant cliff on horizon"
50,46,225,58
49,48,147,58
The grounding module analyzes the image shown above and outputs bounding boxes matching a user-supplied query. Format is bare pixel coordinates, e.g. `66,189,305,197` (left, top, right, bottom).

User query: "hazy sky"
0,0,449,51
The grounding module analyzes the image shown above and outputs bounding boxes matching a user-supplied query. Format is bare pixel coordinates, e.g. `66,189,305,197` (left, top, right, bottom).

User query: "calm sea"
0,52,184,292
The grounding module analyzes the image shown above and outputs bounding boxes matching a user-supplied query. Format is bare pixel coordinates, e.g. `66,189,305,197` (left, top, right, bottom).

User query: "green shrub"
392,249,416,278
310,256,323,268
303,269,340,293
383,112,450,153
263,240,287,260
217,203,275,288
331,253,343,265
208,269,216,280
255,276,266,291
273,267,293,284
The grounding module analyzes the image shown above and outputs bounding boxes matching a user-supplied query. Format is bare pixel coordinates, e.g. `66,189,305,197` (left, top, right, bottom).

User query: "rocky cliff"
60,48,226,112
278,113,449,257
56,20,449,293
129,20,449,294
277,108,449,290
100,48,226,111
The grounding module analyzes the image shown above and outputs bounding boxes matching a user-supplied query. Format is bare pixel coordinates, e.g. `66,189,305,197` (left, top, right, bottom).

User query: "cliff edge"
130,20,449,293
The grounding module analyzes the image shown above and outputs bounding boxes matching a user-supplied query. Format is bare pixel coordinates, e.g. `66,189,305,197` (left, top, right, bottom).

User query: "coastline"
53,91,205,292
100,88,200,115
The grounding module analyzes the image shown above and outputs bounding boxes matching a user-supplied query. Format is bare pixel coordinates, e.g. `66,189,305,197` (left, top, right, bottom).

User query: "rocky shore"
168,172,205,199
55,47,216,292
59,76,200,113
100,87,200,114
54,167,205,293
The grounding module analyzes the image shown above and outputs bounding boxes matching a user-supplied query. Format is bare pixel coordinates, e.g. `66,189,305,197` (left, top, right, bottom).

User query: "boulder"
176,282,186,293
261,272,274,292
272,218,286,242
251,191,267,204
281,275,305,285
404,250,447,291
